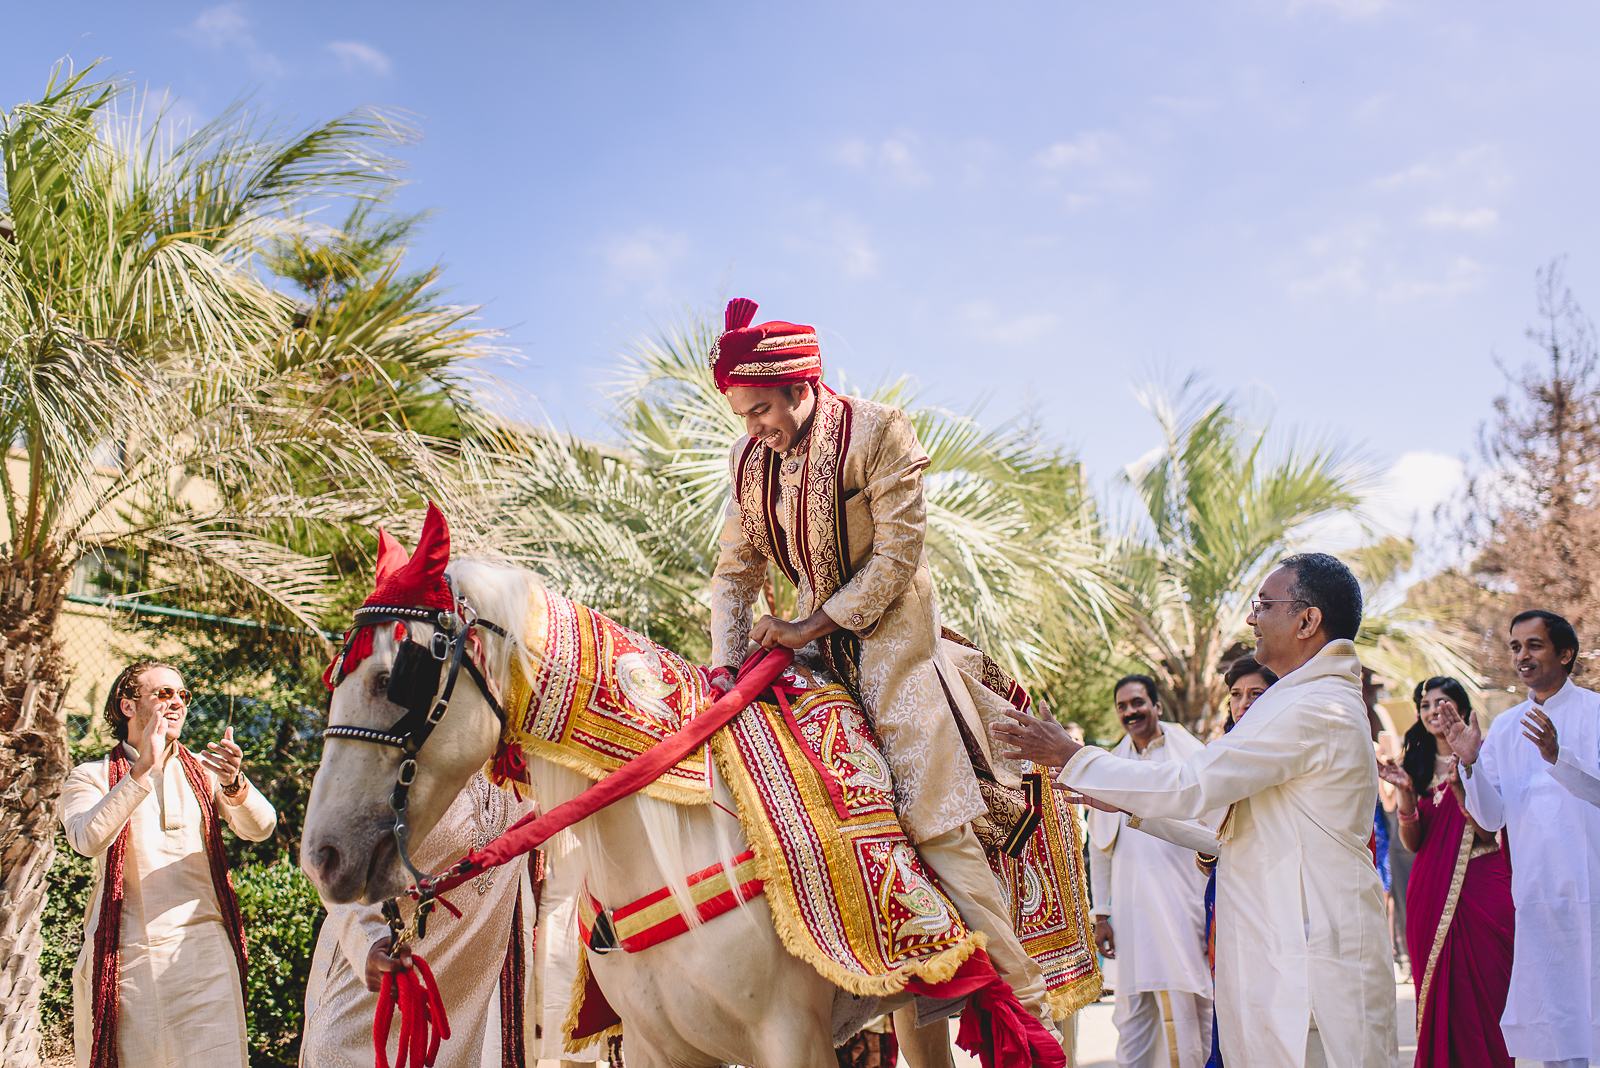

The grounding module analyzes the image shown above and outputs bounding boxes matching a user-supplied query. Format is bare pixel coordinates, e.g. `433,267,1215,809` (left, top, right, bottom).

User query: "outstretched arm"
1055,712,1313,822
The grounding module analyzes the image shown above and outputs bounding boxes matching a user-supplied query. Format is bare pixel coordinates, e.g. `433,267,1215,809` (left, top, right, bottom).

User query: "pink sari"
1404,785,1515,1067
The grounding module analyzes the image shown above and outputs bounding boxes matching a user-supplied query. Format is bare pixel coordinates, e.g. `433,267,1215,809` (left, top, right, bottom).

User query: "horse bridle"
321,576,509,921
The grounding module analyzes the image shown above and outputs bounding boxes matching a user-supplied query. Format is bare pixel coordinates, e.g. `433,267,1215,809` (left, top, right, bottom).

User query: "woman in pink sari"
1377,676,1514,1067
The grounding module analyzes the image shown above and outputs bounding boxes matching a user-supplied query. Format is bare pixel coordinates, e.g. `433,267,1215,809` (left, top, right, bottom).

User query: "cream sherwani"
1060,641,1395,1068
60,744,277,1068
301,774,547,1068
1461,678,1600,1063
710,394,1053,1023
1086,724,1217,1068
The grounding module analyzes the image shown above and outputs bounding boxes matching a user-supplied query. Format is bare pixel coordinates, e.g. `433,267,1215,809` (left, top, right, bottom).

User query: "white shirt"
1059,641,1396,1068
1086,723,1216,999
1462,677,1600,1061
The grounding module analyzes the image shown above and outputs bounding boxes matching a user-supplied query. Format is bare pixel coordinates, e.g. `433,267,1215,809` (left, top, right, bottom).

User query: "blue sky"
10,1,1600,545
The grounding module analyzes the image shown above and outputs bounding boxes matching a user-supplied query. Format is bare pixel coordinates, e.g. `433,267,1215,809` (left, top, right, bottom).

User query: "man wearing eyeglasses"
995,553,1396,1068
58,659,276,1068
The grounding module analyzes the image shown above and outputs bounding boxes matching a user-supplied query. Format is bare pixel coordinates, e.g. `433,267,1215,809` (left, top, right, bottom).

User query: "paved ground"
923,966,1545,1067
1068,969,1417,1067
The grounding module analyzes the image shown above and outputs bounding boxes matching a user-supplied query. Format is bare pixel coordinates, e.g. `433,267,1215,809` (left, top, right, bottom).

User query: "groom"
994,553,1396,1068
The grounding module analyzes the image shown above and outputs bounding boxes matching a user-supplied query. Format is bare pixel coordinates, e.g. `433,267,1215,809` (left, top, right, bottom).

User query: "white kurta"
1461,678,1600,1061
1086,723,1216,1000
301,774,537,1068
59,745,277,1068
1060,641,1395,1068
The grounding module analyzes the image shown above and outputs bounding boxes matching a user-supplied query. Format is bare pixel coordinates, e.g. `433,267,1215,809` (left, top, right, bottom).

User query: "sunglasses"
142,686,192,705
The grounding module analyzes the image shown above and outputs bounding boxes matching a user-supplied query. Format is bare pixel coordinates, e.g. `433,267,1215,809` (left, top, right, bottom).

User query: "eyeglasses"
1250,598,1309,615
143,686,192,705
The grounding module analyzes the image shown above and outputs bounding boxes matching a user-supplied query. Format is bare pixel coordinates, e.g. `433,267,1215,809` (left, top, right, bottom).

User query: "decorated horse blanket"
488,589,1099,1042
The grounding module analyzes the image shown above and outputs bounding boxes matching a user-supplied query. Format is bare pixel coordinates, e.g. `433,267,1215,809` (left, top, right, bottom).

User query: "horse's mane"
446,557,746,927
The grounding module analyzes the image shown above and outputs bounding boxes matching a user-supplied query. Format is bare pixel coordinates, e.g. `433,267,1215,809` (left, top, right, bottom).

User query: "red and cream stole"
733,388,861,686
90,746,249,1068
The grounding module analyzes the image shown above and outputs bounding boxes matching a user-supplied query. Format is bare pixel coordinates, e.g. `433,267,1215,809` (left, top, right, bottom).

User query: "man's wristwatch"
221,774,246,798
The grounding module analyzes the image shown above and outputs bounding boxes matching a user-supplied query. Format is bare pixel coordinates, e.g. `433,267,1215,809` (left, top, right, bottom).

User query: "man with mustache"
1439,609,1600,1067
58,660,276,1068
1084,674,1220,1068
994,552,1396,1067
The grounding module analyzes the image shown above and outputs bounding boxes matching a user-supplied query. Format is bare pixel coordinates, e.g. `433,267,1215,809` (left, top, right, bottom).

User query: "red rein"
369,647,796,1068
374,957,449,1068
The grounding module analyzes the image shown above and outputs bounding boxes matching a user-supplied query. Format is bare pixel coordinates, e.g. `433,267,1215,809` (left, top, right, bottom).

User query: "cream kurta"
301,774,538,1068
1060,641,1395,1068
1461,678,1600,1062
1086,724,1216,1000
710,396,990,842
60,744,277,1068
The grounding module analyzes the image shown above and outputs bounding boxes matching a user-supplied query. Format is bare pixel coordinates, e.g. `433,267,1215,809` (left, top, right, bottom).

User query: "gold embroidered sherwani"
711,395,993,842
710,392,1056,1026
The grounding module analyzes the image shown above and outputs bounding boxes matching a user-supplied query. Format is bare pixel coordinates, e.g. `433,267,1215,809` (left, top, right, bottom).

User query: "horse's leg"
892,1005,955,1068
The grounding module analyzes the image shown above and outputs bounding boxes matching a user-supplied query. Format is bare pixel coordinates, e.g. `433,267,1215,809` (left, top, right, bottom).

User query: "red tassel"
725,297,758,331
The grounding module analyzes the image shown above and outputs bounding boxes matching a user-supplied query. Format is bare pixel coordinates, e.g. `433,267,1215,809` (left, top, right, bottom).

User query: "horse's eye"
374,672,390,694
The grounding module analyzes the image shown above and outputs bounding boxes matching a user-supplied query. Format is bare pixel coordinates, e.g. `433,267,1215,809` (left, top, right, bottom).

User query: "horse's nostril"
315,844,342,880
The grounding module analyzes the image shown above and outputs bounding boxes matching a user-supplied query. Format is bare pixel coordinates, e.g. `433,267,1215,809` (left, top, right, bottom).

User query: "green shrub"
235,857,325,1068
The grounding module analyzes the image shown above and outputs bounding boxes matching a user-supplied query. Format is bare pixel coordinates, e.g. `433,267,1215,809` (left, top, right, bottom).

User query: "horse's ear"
413,502,451,581
374,529,409,583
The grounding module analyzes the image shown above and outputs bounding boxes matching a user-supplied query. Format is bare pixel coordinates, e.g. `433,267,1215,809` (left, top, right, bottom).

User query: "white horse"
300,559,956,1068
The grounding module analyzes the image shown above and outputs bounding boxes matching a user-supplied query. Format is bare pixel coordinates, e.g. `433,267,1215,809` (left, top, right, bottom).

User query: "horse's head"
300,506,529,904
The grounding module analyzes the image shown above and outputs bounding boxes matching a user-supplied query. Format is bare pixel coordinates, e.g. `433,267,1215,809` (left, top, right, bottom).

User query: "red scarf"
91,745,249,1068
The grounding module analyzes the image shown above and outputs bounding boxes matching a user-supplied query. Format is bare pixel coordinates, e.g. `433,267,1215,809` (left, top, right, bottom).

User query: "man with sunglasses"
59,659,276,1068
995,553,1396,1068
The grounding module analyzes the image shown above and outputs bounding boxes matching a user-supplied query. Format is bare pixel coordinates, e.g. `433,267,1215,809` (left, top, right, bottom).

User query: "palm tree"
0,67,485,1064
1113,379,1371,728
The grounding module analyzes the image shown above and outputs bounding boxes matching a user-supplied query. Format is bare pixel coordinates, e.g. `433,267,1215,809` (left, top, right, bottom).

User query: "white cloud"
1366,451,1468,537
832,134,929,187
1286,221,1486,303
1381,255,1485,302
781,206,881,280
600,227,689,302
1419,206,1498,232
185,3,284,77
1035,132,1113,171
957,300,1062,347
1373,145,1509,196
327,40,393,77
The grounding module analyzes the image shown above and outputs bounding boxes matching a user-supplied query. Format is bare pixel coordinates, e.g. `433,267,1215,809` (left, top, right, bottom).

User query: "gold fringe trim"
710,733,986,997
1045,801,1106,1020
561,946,624,1055
1045,970,1103,1020
520,736,713,807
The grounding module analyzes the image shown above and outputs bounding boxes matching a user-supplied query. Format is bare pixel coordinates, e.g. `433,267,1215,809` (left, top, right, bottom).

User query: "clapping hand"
1522,707,1559,765
1376,758,1414,796
1435,705,1483,767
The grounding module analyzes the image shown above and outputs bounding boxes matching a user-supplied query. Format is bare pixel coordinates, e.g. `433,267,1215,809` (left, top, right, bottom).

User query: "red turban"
710,297,822,392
